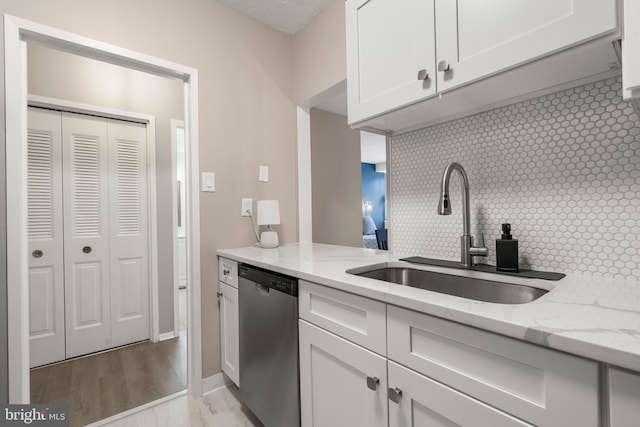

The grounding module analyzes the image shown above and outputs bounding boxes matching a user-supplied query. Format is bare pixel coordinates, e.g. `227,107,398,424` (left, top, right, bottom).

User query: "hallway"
30,289,187,427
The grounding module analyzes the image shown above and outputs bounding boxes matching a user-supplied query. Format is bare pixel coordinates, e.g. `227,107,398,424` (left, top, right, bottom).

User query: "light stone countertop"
217,243,640,372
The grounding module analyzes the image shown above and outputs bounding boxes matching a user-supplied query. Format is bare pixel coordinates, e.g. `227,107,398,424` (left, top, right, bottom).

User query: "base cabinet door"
219,281,239,386
299,320,387,427
609,367,640,426
388,361,532,427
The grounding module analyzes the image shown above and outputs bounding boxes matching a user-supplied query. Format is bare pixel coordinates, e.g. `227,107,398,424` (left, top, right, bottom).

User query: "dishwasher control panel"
239,264,298,296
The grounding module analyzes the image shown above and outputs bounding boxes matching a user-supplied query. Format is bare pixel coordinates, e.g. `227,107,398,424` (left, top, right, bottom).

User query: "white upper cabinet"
436,0,619,93
346,0,620,130
346,0,437,123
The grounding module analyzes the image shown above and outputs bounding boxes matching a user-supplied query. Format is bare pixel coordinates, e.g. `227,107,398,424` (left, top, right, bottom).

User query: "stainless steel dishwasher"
238,263,299,427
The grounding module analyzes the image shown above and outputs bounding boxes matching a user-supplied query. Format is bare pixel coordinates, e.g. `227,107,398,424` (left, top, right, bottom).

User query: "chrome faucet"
437,162,488,267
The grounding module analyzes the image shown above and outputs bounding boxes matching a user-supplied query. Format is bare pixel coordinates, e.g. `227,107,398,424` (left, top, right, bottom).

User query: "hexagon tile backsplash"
389,77,640,281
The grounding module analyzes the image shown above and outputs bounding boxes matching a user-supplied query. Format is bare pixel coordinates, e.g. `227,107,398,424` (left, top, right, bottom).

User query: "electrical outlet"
241,198,253,217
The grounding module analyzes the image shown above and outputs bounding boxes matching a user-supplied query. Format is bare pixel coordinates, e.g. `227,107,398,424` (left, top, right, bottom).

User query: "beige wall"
293,0,347,103
1,0,298,379
310,108,362,247
28,44,183,335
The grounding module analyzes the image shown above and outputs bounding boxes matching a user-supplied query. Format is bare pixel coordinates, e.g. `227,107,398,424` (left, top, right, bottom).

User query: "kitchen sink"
347,265,549,304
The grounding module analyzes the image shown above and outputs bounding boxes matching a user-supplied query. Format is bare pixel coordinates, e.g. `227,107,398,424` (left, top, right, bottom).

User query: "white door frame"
28,95,161,344
170,118,185,339
4,14,203,403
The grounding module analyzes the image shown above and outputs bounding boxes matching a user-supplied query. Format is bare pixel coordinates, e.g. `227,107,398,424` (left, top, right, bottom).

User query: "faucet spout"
437,162,486,267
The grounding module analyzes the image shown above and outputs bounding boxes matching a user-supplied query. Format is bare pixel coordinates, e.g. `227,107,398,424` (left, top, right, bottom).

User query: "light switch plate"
259,165,269,182
202,172,215,192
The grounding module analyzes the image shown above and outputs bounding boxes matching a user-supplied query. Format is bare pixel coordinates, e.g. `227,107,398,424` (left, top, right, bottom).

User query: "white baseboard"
158,331,179,341
202,372,233,396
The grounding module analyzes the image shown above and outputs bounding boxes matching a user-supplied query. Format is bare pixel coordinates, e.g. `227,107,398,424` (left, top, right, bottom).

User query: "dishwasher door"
238,264,299,427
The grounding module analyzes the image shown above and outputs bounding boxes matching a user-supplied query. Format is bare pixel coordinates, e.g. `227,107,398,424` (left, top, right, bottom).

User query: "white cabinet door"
299,320,387,427
108,120,149,347
609,367,640,426
388,361,532,427
623,0,640,98
27,108,66,368
346,0,436,124
62,112,112,358
435,0,618,92
219,281,239,386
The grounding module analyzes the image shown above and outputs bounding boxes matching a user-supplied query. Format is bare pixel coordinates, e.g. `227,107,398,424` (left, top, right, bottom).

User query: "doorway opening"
4,14,202,413
360,131,387,250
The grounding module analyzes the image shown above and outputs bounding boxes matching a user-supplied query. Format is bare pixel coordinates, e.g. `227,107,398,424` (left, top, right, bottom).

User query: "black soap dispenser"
496,223,519,272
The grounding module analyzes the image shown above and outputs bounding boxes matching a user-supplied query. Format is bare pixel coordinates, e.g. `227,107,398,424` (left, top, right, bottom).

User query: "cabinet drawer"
299,281,386,355
388,361,532,427
387,305,598,427
609,367,640,426
218,257,238,287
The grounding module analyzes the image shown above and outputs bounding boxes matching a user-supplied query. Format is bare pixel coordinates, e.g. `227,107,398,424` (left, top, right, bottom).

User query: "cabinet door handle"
417,69,429,81
437,60,451,72
32,249,44,258
366,376,379,391
223,267,230,276
388,387,403,403
217,291,223,299
82,246,92,254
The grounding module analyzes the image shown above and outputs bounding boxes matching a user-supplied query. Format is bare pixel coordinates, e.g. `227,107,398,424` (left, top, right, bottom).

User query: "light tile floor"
99,386,263,427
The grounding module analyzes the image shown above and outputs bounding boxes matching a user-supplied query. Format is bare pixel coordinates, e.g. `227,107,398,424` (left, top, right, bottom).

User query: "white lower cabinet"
387,305,599,427
299,320,387,427
298,281,601,427
388,361,531,427
609,367,640,426
219,281,239,386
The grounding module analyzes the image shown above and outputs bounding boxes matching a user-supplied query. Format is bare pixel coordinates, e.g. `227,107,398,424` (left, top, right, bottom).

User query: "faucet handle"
470,233,488,259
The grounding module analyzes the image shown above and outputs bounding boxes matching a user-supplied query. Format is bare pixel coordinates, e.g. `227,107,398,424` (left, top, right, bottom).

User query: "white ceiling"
361,131,386,165
217,0,333,34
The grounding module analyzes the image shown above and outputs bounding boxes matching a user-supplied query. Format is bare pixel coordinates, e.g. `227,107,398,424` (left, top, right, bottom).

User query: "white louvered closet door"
27,108,66,368
62,112,112,358
108,120,149,347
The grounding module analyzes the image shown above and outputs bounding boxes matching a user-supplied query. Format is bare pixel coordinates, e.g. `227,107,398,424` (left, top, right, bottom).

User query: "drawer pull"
417,69,429,81
366,376,379,391
388,387,403,403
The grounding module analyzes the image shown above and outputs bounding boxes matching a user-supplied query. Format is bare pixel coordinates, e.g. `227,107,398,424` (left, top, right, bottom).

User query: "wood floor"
31,290,187,427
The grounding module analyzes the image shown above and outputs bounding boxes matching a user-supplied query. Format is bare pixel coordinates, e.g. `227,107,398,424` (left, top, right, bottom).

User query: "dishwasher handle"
255,283,270,294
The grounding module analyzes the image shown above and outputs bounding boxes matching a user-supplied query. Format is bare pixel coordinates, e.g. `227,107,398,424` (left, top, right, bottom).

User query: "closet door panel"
62,112,112,358
108,120,150,346
27,108,66,367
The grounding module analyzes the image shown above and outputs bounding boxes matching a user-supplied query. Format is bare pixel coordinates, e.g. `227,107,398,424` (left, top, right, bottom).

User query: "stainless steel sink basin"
349,266,548,304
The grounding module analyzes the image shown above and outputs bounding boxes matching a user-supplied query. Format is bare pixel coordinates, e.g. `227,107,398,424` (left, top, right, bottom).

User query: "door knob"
388,387,403,403
32,249,43,258
417,69,429,81
438,60,451,72
82,246,92,254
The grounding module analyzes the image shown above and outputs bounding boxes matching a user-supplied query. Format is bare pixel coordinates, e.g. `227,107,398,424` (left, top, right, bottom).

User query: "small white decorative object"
257,200,280,249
